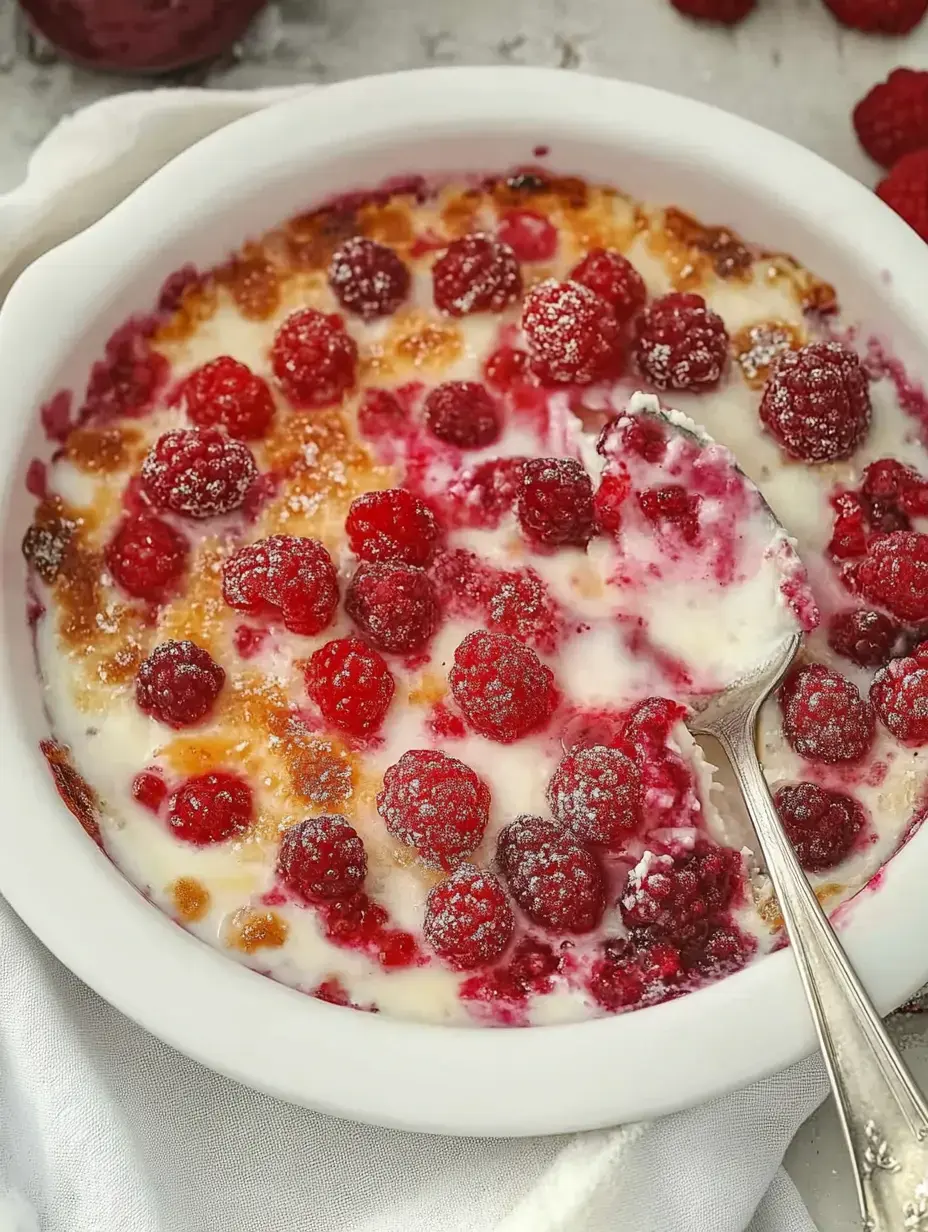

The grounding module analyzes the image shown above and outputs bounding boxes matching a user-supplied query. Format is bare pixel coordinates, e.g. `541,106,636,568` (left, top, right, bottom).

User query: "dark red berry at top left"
278,815,367,901
140,427,258,520
346,488,440,567
167,771,252,845
424,864,514,969
346,561,439,654
449,630,556,743
327,236,411,321
136,639,225,729
180,356,275,441
271,307,358,409
105,513,189,602
497,814,605,933
305,635,395,737
377,748,491,869
222,535,338,637
518,457,595,548
424,381,502,449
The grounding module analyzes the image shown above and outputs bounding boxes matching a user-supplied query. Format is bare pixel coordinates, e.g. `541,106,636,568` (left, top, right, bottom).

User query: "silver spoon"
640,404,928,1230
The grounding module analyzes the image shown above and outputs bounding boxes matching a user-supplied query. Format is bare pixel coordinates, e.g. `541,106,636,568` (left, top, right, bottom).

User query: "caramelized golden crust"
170,876,211,922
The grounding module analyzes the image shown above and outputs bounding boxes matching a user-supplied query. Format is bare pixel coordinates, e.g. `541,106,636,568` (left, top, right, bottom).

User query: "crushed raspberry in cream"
22,168,928,1027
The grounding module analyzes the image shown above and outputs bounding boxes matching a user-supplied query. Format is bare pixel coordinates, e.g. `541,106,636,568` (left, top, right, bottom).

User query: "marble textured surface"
3,2,928,1229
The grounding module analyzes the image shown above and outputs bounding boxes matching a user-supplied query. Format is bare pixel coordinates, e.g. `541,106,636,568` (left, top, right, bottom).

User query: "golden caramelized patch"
159,734,246,778
406,672,447,707
215,244,283,321
359,201,415,249
557,189,638,257
157,540,226,656
758,881,845,932
284,727,357,811
440,188,484,239
661,208,754,282
226,906,289,953
732,319,804,389
488,169,589,212
40,739,102,845
284,206,360,272
373,310,463,375
96,640,144,687
154,278,219,345
763,254,838,316
64,425,141,475
170,875,210,922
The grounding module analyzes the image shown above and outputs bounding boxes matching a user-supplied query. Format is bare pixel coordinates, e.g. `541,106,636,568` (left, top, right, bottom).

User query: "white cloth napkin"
0,85,829,1232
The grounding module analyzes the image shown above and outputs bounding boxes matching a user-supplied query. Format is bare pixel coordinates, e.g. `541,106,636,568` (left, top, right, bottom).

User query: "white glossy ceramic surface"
2,67,928,1136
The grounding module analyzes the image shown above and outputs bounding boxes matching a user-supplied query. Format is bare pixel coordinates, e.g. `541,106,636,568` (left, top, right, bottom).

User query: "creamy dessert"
21,169,928,1025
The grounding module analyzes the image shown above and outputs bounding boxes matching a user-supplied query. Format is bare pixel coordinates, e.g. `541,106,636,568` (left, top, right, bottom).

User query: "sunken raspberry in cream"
21,169,928,1026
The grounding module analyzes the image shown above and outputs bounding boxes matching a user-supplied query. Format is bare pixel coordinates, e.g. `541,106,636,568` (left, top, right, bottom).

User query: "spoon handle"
715,705,928,1231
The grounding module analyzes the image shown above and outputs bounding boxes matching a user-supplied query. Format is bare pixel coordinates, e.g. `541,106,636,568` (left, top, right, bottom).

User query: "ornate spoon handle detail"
700,693,928,1231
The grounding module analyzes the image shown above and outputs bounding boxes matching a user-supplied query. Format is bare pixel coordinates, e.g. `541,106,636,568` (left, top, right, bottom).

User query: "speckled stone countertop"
3,2,928,1228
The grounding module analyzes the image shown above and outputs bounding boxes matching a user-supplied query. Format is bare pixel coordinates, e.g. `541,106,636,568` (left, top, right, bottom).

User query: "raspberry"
497,814,605,933
601,413,668,464
861,458,928,526
166,771,252,845
357,388,409,440
136,640,225,728
428,547,490,614
828,491,869,560
854,69,928,170
496,210,558,262
81,320,168,423
449,630,557,742
483,346,531,391
880,149,928,246
327,236,411,320
308,638,395,743
140,427,258,520
377,749,491,869
775,783,866,873
779,663,875,764
871,646,928,744
685,924,755,977
517,457,596,548
432,233,522,316
485,567,563,652
760,342,871,463
823,0,927,34
635,292,728,392
131,769,167,813
447,457,526,527
346,488,440,566
105,514,188,602
271,308,358,409
424,381,501,449
670,0,754,19
856,532,928,621
593,471,631,535
828,608,900,668
638,484,701,544
179,356,275,441
424,865,514,968
277,814,367,901
522,279,621,385
345,562,438,653
547,745,641,848
569,248,646,324
620,842,741,945
222,535,339,636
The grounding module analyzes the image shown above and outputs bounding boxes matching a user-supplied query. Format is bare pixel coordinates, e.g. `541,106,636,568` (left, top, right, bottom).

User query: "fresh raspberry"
590,937,684,1010
779,663,875,764
496,210,558,262
446,457,527,528
497,814,605,933
775,783,866,873
346,488,440,566
522,279,621,385
140,427,258,520
428,547,491,614
635,292,728,392
271,308,358,409
166,771,252,845
356,387,409,439
871,645,928,744
878,149,928,243
222,535,339,636
638,484,701,544
449,630,557,742
759,342,871,463
854,69,928,170
305,636,395,737
828,608,900,668
589,954,645,1011
136,640,225,728
620,841,742,945
485,567,564,652
828,491,869,560
862,458,928,524
432,233,522,316
547,744,641,848
327,236,411,320
345,562,439,653
424,865,514,968
856,531,928,621
105,514,188,602
131,769,168,813
593,470,631,535
823,0,928,34
670,0,754,20
483,345,531,391
424,381,502,449
517,457,596,548
685,923,755,977
81,320,169,423
277,814,367,901
569,248,647,324
179,356,275,441
377,749,491,868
